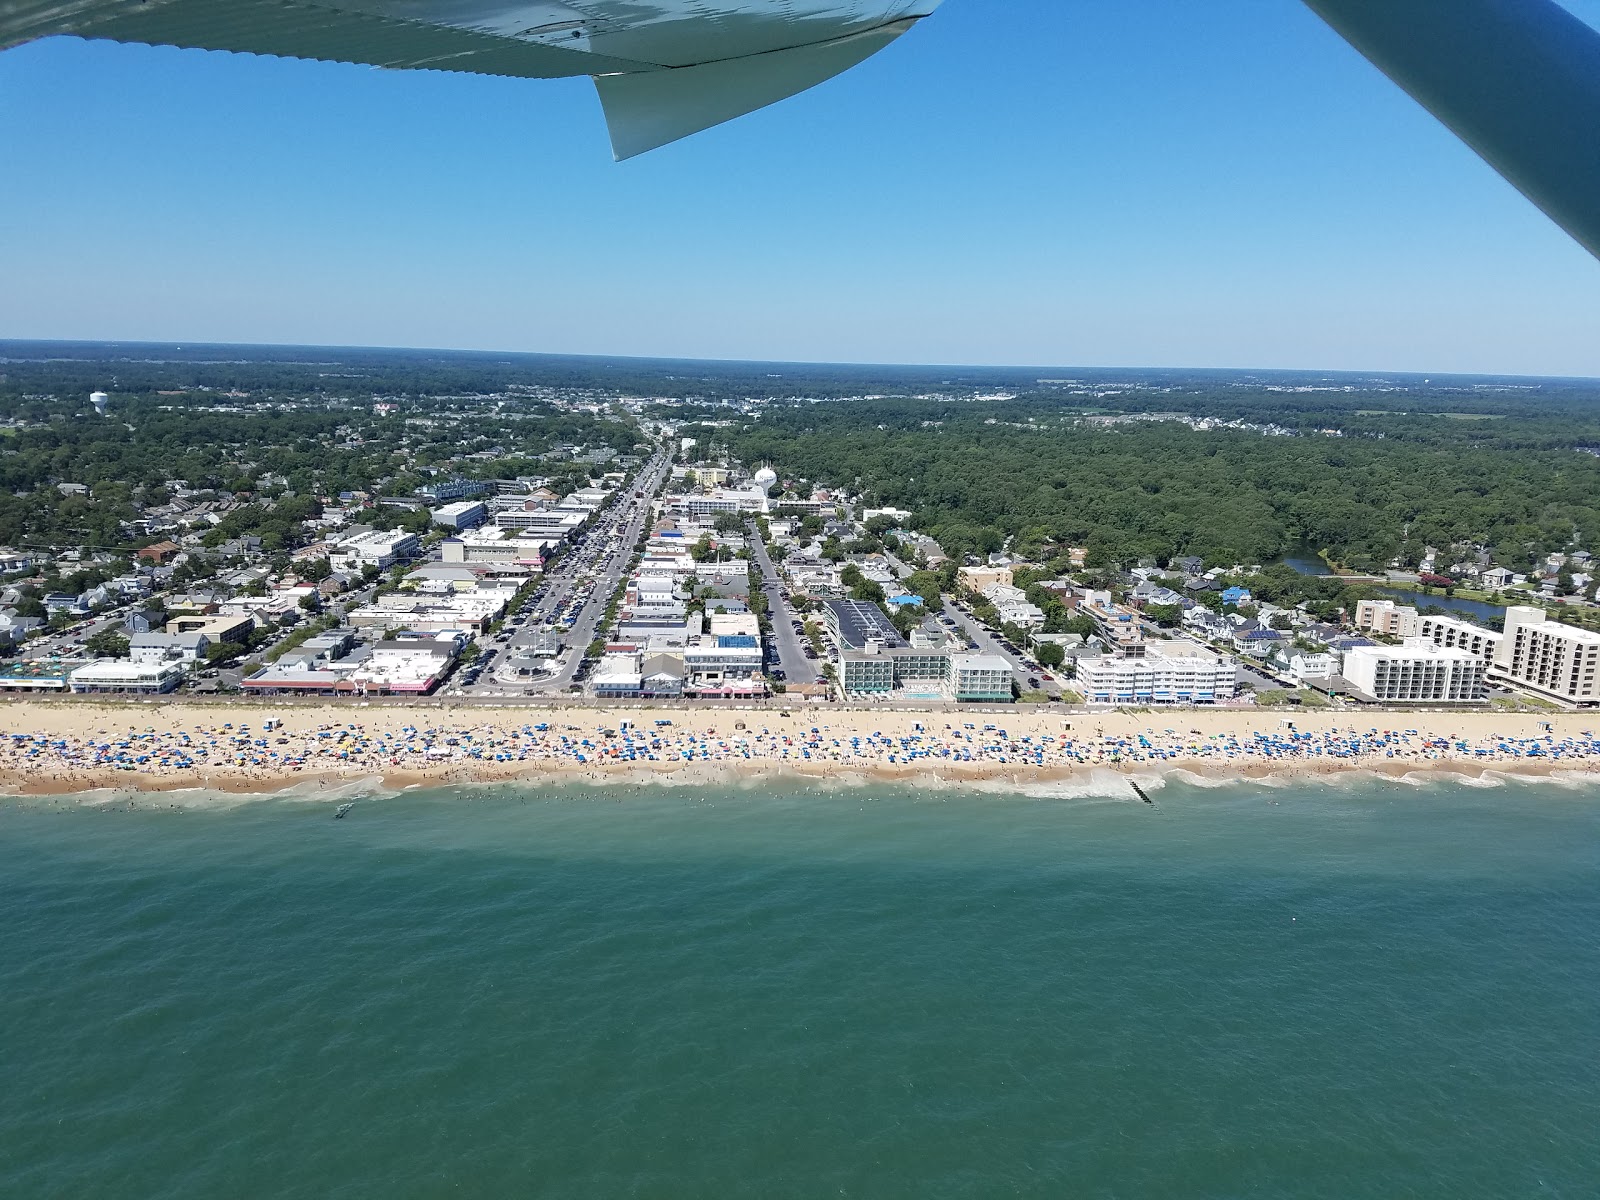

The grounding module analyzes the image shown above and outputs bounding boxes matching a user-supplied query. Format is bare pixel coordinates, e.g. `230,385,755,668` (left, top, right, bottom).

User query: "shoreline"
2,700,1597,799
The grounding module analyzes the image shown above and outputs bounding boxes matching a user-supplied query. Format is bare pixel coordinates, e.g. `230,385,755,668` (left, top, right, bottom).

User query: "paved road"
746,521,818,685
460,450,671,696
941,595,1062,698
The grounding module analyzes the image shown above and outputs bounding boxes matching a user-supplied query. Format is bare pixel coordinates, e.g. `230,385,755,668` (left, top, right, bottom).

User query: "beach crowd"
5,712,1600,790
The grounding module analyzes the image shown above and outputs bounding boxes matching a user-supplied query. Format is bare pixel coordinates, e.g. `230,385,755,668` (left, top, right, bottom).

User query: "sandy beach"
1,699,1597,797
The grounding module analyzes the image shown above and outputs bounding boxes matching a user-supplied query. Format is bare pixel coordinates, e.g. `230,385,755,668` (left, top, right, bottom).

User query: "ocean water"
3,778,1598,1199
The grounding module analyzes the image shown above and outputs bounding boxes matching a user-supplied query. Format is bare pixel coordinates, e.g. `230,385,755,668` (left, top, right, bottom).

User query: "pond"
1273,547,1504,625
1376,588,1505,624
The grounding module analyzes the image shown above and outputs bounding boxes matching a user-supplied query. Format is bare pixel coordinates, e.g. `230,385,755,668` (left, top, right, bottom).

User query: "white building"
441,530,557,569
1076,642,1237,705
1489,605,1600,706
69,659,184,694
329,529,418,572
431,500,487,531
128,630,211,665
1286,650,1336,683
949,654,1013,702
1418,613,1501,664
1342,640,1487,703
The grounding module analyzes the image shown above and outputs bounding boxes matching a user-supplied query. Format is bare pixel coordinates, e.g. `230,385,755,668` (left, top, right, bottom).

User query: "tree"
84,629,129,658
1146,603,1183,629
205,641,236,665
299,556,333,583
1035,641,1066,669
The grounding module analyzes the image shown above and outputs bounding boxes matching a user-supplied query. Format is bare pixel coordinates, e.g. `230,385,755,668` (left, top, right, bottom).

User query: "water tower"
90,391,109,415
752,466,778,497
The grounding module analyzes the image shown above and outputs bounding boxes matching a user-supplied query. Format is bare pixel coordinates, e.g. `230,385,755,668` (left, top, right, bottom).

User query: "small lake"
1274,548,1503,625
1377,588,1505,624
1278,551,1332,576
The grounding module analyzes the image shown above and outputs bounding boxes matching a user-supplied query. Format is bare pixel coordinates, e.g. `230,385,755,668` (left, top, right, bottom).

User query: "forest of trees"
0,377,639,551
723,390,1600,574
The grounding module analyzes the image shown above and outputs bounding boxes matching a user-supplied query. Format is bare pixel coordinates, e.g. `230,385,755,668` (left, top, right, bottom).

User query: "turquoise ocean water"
3,777,1598,1198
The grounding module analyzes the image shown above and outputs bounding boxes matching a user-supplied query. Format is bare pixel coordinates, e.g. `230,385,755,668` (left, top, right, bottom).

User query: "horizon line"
2,337,1598,386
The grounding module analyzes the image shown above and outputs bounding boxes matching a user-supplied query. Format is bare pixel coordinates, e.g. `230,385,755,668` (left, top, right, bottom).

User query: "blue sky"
3,0,1599,376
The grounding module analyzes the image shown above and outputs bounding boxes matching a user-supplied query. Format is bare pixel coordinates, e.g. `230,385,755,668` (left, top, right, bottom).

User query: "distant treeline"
720,390,1600,573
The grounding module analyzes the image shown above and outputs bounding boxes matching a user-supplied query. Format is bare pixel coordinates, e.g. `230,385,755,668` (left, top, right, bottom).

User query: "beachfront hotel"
1418,613,1502,664
821,600,1013,702
1355,599,1422,638
1075,641,1237,705
1489,605,1600,707
1342,640,1487,704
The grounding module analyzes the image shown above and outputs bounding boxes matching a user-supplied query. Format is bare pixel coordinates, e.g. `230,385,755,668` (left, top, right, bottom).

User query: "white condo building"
1418,613,1501,664
1076,642,1237,705
1342,639,1486,703
1489,605,1600,706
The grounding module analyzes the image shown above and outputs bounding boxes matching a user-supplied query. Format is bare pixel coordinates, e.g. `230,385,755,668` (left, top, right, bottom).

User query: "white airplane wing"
0,0,940,158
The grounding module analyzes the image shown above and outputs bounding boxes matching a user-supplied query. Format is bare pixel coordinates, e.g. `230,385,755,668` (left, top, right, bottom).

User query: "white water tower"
753,466,778,497
90,391,109,415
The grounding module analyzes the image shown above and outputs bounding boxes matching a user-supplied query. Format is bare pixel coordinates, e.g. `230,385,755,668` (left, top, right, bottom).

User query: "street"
746,520,819,686
458,449,671,696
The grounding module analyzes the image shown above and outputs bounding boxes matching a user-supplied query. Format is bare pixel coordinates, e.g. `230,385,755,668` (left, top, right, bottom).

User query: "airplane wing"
4,0,1599,261
0,1,941,159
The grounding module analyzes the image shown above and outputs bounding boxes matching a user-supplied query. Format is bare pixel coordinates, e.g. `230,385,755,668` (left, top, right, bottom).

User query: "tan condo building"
1490,606,1600,707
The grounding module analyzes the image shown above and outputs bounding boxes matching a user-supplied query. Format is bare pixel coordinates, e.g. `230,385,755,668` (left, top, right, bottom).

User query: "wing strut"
1303,0,1600,260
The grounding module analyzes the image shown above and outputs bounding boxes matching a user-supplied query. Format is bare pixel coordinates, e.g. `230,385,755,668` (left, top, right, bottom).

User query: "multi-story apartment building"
1075,642,1237,705
949,654,1014,702
1354,599,1421,638
822,599,1012,701
1343,640,1487,703
1418,613,1501,664
1489,605,1600,706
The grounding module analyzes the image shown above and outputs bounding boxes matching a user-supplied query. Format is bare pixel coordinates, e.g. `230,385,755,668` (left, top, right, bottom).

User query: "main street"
468,449,671,696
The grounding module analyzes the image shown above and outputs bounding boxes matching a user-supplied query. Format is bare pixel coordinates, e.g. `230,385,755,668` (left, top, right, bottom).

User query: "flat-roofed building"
1076,641,1237,705
329,529,418,572
68,659,184,694
958,566,1013,593
950,654,1013,702
1489,605,1600,706
1343,639,1486,703
441,530,556,569
1355,599,1421,638
823,599,1014,702
431,500,487,531
1418,613,1501,664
